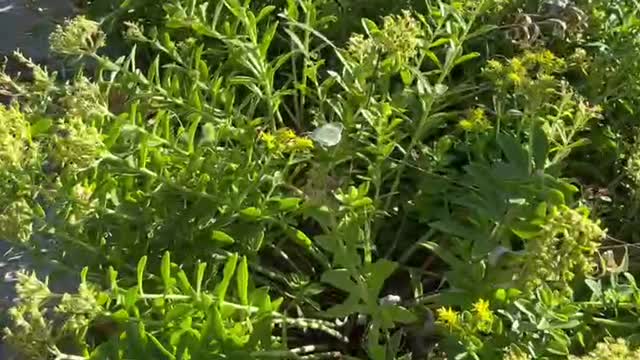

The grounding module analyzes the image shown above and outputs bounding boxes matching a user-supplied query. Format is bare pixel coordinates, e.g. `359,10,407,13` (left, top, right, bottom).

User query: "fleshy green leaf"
137,256,147,296
236,256,249,306
161,251,172,290
212,230,235,245
215,254,238,302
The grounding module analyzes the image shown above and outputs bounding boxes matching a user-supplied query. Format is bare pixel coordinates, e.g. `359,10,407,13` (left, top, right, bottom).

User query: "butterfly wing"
310,123,343,147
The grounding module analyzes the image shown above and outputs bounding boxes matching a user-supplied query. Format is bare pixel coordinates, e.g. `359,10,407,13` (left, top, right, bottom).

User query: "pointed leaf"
161,251,172,291
236,256,249,306
321,269,356,293
532,122,549,170
212,230,235,245
498,133,530,176
137,256,147,296
365,259,397,299
215,254,238,302
453,52,480,66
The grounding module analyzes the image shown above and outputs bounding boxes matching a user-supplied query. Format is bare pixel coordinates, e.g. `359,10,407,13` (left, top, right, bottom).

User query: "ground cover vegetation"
2,0,640,358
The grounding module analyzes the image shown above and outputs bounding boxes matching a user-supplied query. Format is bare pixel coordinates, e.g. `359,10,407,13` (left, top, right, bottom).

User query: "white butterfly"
309,122,344,147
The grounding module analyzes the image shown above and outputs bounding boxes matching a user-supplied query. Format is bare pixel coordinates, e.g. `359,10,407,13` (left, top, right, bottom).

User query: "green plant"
3,0,640,359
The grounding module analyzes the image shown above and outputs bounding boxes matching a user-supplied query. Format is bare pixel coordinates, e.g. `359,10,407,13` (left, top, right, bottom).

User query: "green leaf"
250,287,272,311
196,262,207,296
240,207,262,219
511,222,541,239
419,240,464,268
176,270,196,297
284,226,312,248
201,306,226,346
271,197,301,211
547,335,570,355
430,220,483,244
165,304,195,324
321,269,356,293
110,309,130,324
365,259,397,300
400,69,413,85
507,288,522,300
361,18,380,36
494,289,507,303
532,122,549,171
236,256,249,306
212,230,235,245
428,37,450,49
137,256,147,296
259,22,279,59
366,324,385,360
187,115,202,153
29,118,52,137
545,189,566,205
453,52,480,66
424,50,442,69
124,287,139,311
550,319,582,330
498,133,530,176
255,5,276,23
148,333,176,360
384,305,417,324
161,251,172,290
126,321,148,358
325,292,362,317
215,254,238,302
468,24,499,39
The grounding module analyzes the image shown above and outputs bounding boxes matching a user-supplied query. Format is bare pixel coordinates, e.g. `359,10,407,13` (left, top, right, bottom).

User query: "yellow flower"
276,128,297,142
289,137,314,152
508,72,526,87
459,108,491,132
485,60,503,73
472,298,494,333
260,132,277,152
436,307,460,331
261,129,314,155
472,299,493,322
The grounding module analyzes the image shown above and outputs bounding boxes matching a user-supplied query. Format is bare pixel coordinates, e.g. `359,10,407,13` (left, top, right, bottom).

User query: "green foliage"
2,0,640,359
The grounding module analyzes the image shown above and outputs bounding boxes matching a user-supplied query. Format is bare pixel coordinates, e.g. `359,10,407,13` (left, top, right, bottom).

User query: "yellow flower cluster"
346,10,421,65
54,117,105,169
0,199,34,244
459,107,492,133
436,299,494,333
504,347,533,360
260,128,314,155
523,205,605,291
0,105,31,169
50,16,105,56
472,298,494,332
380,10,422,60
569,338,640,360
436,307,460,330
484,50,566,91
62,76,109,118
